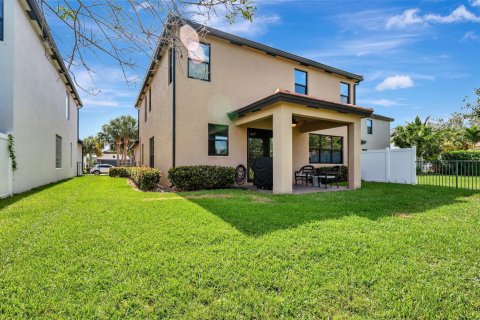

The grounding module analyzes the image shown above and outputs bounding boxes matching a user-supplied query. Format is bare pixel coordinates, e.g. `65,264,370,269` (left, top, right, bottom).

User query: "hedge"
314,165,348,182
109,167,161,190
440,150,480,176
441,150,480,161
109,167,130,178
168,165,236,191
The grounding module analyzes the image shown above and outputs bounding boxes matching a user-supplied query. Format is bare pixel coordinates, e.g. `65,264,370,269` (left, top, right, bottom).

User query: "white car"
90,164,114,175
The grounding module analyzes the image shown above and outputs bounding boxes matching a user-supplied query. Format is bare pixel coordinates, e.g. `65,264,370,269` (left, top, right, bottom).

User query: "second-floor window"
0,0,4,41
340,82,350,104
65,91,70,120
144,95,147,122
295,69,307,95
367,119,373,134
148,88,152,112
188,43,210,81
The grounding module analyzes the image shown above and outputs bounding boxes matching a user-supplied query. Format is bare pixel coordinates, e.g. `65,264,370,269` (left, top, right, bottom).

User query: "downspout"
137,107,140,166
172,46,176,168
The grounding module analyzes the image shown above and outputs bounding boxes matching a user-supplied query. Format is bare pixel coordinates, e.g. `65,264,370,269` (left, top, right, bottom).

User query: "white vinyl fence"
361,147,416,184
0,132,13,198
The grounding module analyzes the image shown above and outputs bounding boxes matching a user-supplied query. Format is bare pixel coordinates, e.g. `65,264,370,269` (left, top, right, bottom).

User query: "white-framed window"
0,0,4,41
56,135,62,168
65,91,70,120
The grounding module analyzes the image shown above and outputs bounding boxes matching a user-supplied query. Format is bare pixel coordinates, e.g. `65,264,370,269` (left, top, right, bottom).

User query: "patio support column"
272,106,293,194
348,120,361,189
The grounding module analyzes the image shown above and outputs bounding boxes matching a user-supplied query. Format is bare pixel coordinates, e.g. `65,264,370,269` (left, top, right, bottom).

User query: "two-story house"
0,0,83,196
135,17,393,194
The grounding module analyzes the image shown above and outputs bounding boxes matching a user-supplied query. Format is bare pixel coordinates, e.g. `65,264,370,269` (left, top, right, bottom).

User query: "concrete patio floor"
236,183,349,194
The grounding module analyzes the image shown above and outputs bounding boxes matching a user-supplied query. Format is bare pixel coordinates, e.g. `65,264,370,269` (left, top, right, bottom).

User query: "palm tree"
98,116,138,166
99,120,122,166
83,136,104,168
117,116,138,162
464,126,480,150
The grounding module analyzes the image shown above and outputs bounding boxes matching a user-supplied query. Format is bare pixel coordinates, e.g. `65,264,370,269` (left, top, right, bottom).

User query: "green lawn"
1,177,480,319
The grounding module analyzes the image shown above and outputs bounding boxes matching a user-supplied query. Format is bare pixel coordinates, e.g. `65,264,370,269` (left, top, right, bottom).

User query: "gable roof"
228,89,374,120
23,0,82,107
134,16,364,107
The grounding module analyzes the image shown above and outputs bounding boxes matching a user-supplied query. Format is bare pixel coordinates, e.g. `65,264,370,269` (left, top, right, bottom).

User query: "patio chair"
318,166,342,189
295,165,315,186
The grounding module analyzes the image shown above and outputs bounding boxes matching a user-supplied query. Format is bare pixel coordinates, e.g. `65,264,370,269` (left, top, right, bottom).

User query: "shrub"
109,167,130,178
314,165,348,182
168,165,236,191
440,150,480,176
109,167,161,190
441,150,480,161
129,167,161,190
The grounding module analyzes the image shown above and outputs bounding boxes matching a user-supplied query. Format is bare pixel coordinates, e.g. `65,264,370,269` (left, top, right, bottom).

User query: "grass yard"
1,177,480,319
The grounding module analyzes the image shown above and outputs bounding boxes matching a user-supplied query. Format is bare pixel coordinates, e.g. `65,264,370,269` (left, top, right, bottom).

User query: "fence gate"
416,160,480,190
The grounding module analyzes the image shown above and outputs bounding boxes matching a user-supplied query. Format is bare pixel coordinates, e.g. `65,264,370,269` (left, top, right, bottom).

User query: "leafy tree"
463,88,480,125
464,126,480,150
392,116,444,160
83,136,104,168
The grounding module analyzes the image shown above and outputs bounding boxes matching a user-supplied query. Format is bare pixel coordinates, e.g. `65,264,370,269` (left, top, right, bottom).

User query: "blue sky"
54,0,480,138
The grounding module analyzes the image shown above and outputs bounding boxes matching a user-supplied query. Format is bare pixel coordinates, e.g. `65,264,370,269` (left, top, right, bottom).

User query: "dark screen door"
247,128,273,182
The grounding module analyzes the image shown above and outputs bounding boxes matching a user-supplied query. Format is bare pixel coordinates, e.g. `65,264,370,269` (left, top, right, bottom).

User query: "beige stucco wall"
140,31,362,186
2,0,82,194
138,45,173,184
175,35,356,167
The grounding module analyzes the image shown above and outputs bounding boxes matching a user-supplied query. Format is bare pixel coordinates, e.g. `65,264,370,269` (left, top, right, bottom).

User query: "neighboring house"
87,150,132,166
134,17,393,194
0,0,82,195
361,115,394,151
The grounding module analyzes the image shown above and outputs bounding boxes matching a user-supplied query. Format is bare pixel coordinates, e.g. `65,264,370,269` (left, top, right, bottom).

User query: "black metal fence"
416,160,480,190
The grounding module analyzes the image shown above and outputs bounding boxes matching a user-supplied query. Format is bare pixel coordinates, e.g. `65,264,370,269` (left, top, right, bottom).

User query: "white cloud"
195,14,281,37
301,35,417,58
472,0,480,7
386,9,424,29
363,99,401,107
461,31,480,41
376,75,414,91
135,1,153,11
187,4,280,37
425,5,480,23
386,5,480,29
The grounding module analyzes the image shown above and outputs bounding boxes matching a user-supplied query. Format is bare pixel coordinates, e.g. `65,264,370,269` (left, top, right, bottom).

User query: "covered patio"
228,89,374,194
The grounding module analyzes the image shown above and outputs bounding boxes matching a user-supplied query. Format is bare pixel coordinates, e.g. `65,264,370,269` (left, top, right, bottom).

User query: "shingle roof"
227,88,374,120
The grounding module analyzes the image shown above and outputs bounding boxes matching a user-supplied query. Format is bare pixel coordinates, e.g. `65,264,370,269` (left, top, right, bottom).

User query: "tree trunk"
115,140,121,166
